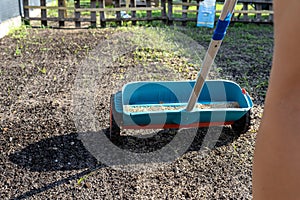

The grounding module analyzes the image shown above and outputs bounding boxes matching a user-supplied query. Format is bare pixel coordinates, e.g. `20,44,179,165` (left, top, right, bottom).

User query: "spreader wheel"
231,110,251,135
110,95,121,138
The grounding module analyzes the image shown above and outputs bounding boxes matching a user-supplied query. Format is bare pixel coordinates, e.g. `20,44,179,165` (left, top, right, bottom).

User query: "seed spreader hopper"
110,0,253,137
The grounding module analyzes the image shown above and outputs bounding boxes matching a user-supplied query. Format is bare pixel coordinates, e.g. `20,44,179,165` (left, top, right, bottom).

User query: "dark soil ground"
0,24,273,199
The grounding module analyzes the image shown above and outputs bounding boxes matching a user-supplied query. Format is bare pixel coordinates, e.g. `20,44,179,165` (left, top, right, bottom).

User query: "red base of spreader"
121,121,234,130
110,104,234,131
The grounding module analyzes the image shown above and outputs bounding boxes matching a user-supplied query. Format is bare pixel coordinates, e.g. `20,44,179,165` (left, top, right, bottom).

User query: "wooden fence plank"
175,9,274,14
99,0,106,27
173,2,198,6
182,0,187,26
41,0,47,26
74,7,163,12
130,0,137,25
243,3,249,21
106,16,163,22
233,10,273,14
24,6,73,10
23,0,30,25
268,4,273,21
161,0,167,24
146,0,152,23
91,0,97,27
238,0,272,3
115,0,122,26
29,17,93,22
58,0,65,27
74,0,81,27
167,0,173,25
196,0,200,13
255,4,262,21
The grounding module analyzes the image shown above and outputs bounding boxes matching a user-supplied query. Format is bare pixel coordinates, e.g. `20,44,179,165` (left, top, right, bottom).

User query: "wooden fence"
23,0,273,28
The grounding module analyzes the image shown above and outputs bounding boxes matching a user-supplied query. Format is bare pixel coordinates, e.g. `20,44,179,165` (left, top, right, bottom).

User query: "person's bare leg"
253,1,300,199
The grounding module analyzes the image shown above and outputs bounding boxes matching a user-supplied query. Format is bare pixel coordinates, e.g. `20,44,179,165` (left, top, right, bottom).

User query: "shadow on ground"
9,126,239,172
9,126,240,199
9,133,98,172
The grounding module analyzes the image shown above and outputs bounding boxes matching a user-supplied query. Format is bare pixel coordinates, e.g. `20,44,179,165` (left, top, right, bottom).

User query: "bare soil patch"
0,25,273,199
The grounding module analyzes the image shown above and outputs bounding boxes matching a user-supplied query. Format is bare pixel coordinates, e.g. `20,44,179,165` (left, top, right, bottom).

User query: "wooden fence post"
23,0,30,25
196,0,200,13
268,3,273,22
146,0,152,23
130,0,137,25
182,0,188,26
167,0,173,25
91,0,97,27
243,3,249,21
115,0,122,26
58,0,65,27
40,0,47,26
161,0,167,24
255,3,262,21
99,0,106,27
74,0,81,28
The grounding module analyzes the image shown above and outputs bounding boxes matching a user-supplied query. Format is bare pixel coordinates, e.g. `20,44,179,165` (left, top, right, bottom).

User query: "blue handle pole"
212,13,232,40
186,0,238,112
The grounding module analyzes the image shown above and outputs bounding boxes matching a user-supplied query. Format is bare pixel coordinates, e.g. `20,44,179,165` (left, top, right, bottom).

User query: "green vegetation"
8,24,29,40
38,66,47,74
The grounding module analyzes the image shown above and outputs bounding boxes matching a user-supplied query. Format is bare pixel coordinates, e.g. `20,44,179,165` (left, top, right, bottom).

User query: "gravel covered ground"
0,24,273,199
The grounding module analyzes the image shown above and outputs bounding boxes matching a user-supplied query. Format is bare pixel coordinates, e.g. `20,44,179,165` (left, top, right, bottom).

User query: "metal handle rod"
185,0,238,112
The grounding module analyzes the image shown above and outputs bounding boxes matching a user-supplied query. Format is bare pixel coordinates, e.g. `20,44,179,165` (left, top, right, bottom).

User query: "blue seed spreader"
109,0,253,136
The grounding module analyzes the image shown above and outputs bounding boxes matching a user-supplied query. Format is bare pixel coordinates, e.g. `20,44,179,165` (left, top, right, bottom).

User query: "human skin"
253,0,300,199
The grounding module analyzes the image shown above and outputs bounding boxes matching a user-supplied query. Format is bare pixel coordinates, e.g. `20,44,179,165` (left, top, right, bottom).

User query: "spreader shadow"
9,132,105,199
9,126,239,172
10,127,239,199
110,126,240,153
9,132,98,172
